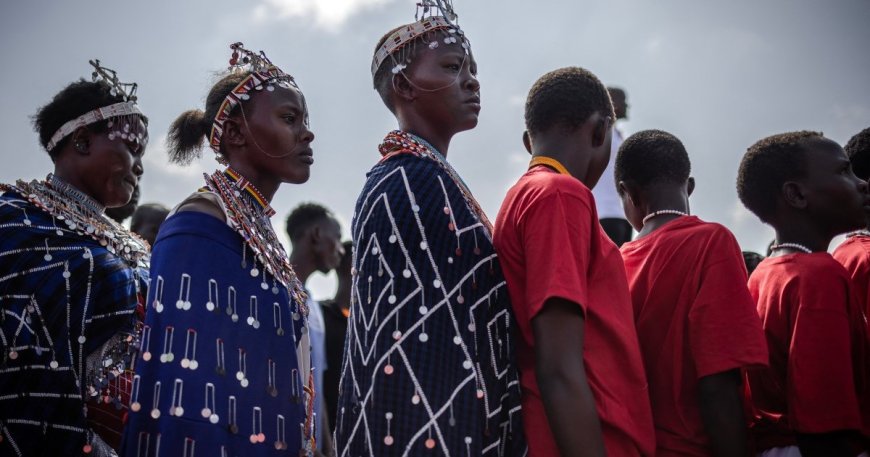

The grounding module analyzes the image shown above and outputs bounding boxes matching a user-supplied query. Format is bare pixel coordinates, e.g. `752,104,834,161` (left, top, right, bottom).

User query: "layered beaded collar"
378,130,493,237
0,174,149,265
202,168,308,310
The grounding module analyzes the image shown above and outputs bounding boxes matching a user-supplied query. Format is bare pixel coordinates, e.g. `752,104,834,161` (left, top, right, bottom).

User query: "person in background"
737,131,870,456
130,202,170,247
286,202,344,457
593,86,633,246
834,126,870,319
319,240,353,433
616,129,767,456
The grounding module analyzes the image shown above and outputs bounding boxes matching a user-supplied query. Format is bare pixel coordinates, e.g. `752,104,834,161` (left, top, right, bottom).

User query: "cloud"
252,0,396,30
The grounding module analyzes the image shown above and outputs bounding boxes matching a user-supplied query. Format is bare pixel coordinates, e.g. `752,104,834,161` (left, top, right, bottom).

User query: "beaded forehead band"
371,0,471,78
208,42,303,156
46,60,147,152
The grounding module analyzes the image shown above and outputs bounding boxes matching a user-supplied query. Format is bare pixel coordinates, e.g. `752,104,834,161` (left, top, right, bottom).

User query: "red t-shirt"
620,216,768,456
834,234,870,320
745,253,870,450
493,166,655,456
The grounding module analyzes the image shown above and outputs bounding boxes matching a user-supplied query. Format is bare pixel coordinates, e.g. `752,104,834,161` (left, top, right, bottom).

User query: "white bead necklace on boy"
641,209,688,225
769,243,813,254
847,229,870,238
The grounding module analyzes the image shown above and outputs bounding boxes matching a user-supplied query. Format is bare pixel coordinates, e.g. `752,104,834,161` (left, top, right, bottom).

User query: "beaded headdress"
371,0,471,78
46,60,147,152
208,43,303,160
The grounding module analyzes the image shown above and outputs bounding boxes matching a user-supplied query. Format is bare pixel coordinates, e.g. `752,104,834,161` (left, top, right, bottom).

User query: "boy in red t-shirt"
493,67,655,457
834,127,870,319
737,131,870,456
616,129,768,456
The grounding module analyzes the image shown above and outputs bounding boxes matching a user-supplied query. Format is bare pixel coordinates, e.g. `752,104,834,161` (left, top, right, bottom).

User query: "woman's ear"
71,128,91,155
392,73,416,103
222,118,246,148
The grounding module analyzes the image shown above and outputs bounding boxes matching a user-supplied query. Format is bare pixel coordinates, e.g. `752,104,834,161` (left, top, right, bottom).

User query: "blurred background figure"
130,202,169,246
320,240,352,434
742,250,764,275
594,86,633,246
286,202,345,456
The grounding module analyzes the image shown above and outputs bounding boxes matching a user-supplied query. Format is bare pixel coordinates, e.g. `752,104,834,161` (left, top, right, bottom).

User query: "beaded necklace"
202,169,308,311
642,209,689,225
769,242,813,254
847,229,870,238
0,174,149,266
379,130,493,237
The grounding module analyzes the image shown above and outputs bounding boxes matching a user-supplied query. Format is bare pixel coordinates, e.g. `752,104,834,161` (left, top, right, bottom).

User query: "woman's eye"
283,115,296,123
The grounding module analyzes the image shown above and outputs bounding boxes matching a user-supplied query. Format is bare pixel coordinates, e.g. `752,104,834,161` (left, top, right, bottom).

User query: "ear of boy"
781,181,809,210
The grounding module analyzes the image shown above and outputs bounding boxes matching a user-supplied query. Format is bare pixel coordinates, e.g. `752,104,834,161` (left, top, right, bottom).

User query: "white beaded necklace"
847,229,870,238
641,209,688,225
769,242,813,254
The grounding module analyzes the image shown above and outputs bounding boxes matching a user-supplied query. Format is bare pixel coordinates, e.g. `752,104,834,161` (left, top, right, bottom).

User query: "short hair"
615,129,690,194
845,127,870,181
372,24,454,113
33,79,129,158
130,203,170,233
166,71,252,165
736,131,826,222
524,67,614,137
285,203,335,243
742,251,764,275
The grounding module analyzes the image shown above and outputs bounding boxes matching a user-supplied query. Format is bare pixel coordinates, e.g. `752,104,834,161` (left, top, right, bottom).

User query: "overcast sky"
2,0,868,298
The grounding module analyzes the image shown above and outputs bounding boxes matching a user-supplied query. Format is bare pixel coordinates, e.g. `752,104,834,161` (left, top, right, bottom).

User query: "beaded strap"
378,130,493,237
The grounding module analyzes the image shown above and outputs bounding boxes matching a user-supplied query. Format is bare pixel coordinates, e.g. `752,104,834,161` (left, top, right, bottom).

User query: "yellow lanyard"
528,156,570,175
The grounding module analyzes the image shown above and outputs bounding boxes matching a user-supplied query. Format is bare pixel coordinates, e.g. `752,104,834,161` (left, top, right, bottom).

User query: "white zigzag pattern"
339,165,518,457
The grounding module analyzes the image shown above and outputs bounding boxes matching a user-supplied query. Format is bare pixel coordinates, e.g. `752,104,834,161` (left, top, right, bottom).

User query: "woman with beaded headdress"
0,61,150,456
122,43,317,457
335,1,526,455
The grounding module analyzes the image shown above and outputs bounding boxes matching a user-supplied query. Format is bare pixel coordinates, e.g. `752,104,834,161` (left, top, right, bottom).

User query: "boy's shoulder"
511,168,592,204
756,253,850,287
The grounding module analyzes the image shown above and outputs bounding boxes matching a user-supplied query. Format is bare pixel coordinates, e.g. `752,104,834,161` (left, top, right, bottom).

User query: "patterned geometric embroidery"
0,192,145,456
123,204,312,456
336,153,526,456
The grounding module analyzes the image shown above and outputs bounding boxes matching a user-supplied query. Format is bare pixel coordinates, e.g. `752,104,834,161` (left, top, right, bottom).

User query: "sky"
2,0,868,299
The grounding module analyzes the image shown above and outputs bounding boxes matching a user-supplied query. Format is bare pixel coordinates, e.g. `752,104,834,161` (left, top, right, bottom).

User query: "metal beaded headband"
208,42,301,155
46,60,146,152
370,0,470,78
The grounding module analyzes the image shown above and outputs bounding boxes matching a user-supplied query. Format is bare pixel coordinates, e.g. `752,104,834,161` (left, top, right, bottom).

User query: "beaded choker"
379,130,493,237
642,210,688,225
769,242,813,254
0,174,149,265
847,229,870,238
203,169,308,310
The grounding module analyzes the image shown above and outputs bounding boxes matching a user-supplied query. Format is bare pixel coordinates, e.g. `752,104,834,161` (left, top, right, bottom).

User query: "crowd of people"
1,1,869,456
